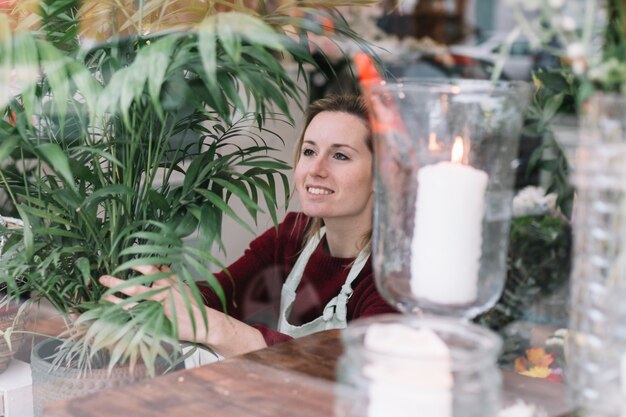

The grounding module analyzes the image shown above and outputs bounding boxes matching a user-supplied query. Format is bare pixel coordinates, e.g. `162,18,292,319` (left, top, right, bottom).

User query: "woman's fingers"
99,275,153,298
131,264,163,276
130,264,176,288
98,265,178,309
103,294,139,310
99,275,125,289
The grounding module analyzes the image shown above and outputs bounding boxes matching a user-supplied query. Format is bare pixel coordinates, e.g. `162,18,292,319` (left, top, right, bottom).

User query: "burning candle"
410,136,488,305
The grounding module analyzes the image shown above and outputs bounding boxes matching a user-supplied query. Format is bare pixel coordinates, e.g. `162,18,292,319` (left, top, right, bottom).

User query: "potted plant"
0,0,372,410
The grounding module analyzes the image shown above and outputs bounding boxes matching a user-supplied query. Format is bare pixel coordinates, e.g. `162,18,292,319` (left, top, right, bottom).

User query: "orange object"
319,16,334,33
353,52,407,136
7,111,16,126
353,52,382,87
353,51,416,189
514,347,562,383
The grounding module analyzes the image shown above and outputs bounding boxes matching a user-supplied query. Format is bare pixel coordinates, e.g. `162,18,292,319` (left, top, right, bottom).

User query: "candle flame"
428,132,441,151
451,136,464,164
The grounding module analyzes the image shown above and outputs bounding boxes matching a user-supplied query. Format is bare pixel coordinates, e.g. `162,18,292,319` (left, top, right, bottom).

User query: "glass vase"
335,314,502,417
564,93,626,417
364,79,532,319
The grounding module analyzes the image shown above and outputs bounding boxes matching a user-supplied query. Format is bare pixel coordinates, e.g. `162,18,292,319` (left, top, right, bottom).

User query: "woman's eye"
302,148,315,157
334,152,349,161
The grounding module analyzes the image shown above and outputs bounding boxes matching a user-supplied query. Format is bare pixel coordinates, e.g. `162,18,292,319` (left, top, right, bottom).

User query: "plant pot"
30,338,168,417
0,302,26,374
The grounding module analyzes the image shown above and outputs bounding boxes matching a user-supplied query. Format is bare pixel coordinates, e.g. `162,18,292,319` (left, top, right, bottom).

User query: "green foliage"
590,0,626,94
0,0,370,373
37,0,81,52
523,69,577,219
477,214,572,332
513,1,626,221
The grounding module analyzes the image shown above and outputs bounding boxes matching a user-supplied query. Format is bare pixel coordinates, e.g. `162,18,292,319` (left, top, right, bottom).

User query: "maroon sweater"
199,212,396,346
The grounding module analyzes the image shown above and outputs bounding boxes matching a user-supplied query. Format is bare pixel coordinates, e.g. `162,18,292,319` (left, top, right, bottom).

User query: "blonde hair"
293,95,373,254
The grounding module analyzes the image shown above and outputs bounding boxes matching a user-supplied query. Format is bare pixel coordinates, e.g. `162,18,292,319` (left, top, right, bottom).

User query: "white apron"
185,227,369,368
277,227,370,338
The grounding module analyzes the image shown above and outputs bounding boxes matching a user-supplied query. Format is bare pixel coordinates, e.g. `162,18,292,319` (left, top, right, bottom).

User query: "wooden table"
44,329,572,417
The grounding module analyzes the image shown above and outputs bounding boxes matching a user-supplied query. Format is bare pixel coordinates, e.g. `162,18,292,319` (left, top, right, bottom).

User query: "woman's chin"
301,207,329,219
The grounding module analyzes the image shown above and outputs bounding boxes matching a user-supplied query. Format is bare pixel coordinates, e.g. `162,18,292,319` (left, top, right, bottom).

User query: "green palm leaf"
0,0,374,375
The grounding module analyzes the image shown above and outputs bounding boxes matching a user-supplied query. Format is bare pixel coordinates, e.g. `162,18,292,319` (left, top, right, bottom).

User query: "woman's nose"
309,156,328,177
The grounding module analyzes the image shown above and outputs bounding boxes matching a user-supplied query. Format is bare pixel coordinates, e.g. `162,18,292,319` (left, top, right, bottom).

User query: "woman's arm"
101,213,306,352
99,265,268,358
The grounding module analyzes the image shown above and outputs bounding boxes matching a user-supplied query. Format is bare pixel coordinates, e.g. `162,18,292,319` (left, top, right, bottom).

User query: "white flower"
544,193,557,213
566,42,586,59
512,186,558,217
546,337,564,346
559,16,577,32
566,42,588,74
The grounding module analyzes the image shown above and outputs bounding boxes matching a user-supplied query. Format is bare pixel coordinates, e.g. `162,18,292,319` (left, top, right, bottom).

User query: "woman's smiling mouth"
307,186,334,195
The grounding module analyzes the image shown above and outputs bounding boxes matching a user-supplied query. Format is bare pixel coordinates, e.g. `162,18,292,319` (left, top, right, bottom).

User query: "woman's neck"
323,219,370,258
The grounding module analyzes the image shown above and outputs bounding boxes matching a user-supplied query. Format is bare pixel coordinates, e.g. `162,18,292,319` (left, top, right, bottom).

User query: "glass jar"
563,93,626,417
363,78,532,319
335,315,502,417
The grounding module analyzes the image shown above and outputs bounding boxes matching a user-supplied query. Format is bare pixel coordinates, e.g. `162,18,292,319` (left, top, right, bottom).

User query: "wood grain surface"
43,329,572,417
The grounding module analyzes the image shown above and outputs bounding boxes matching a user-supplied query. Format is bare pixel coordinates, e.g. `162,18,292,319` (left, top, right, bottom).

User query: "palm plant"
0,0,372,374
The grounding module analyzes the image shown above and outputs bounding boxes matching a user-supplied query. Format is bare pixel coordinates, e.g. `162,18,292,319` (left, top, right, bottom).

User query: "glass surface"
365,78,532,319
564,93,626,417
335,314,502,417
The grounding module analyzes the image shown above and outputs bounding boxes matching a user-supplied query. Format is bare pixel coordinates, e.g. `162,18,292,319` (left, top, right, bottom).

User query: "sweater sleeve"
198,224,282,320
197,213,305,347
251,324,293,345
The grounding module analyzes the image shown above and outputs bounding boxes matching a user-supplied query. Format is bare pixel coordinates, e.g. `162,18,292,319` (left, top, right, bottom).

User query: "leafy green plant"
0,0,372,373
507,0,626,219
523,68,578,219
477,214,572,332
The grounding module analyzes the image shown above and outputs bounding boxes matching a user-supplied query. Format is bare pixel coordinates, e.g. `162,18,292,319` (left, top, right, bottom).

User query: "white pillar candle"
410,137,488,305
363,323,452,417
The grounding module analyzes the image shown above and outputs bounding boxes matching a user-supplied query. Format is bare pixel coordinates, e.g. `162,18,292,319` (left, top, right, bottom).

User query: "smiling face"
294,111,373,228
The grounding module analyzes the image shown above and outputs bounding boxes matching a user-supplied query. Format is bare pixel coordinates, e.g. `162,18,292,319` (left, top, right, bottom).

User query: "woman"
99,95,395,358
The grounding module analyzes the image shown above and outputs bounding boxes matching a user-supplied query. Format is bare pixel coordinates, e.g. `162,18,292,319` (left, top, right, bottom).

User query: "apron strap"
324,247,369,322
278,228,370,337
277,228,326,333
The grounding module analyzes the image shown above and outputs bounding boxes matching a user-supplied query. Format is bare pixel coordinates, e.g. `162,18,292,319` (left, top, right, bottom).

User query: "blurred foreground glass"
559,93,626,417
365,78,532,319
335,314,502,417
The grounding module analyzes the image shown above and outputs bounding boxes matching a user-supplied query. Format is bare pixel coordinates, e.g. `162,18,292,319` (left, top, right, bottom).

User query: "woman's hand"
99,265,267,357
